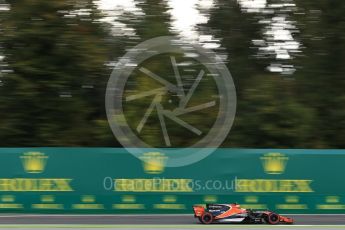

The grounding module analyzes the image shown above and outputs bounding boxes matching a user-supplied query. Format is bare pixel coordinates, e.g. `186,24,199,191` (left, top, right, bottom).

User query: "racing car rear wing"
193,205,205,217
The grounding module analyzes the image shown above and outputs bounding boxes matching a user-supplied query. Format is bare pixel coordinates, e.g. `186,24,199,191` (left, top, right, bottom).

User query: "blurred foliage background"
0,0,344,148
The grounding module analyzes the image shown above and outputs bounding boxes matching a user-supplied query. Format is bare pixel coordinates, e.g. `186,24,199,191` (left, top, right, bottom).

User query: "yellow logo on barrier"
20,152,48,173
261,152,288,174
140,152,167,174
236,152,314,193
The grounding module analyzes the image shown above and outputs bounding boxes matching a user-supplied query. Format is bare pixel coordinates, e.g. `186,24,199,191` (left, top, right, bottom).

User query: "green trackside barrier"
0,148,343,214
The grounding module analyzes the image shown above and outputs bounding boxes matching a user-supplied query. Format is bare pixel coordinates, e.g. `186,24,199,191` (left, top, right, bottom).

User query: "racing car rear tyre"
267,213,280,225
200,212,213,224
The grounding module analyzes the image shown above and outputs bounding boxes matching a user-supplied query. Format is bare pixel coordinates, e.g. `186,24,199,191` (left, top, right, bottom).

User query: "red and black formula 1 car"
193,203,293,224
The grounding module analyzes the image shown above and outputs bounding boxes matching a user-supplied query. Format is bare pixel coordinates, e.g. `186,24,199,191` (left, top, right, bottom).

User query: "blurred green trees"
0,0,115,146
209,0,345,148
0,0,344,148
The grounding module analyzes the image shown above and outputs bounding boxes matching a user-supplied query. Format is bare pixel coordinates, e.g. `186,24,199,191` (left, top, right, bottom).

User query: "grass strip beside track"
0,225,345,229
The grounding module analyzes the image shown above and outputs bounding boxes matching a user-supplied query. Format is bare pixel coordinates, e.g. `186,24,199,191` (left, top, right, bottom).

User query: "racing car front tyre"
266,213,280,225
200,212,213,224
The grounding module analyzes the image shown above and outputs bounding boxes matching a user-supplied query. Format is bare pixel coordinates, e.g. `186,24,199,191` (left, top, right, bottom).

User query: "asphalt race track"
0,226,344,230
0,214,344,225
0,215,344,230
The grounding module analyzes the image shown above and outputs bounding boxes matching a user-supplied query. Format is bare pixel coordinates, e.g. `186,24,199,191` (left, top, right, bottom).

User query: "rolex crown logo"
21,152,48,173
261,152,288,174
140,152,167,174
